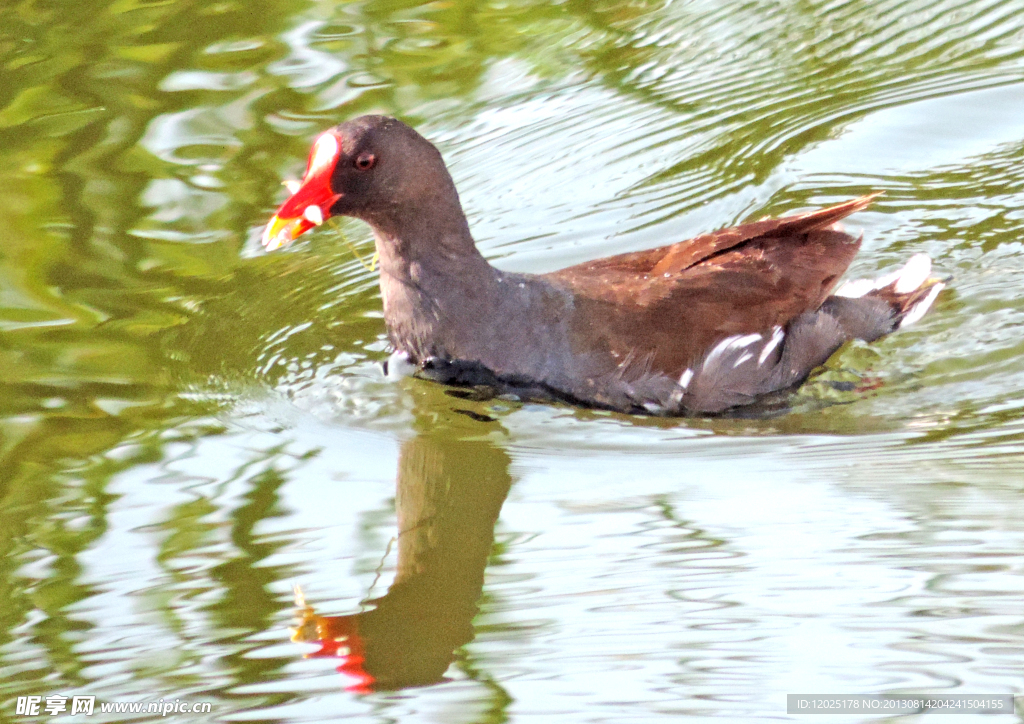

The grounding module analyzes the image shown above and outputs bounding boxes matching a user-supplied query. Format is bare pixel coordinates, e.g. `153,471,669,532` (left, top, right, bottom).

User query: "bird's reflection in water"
292,415,512,691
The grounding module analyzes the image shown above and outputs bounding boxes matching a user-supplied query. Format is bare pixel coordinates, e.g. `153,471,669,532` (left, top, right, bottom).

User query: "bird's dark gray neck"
370,222,576,382
371,221,504,363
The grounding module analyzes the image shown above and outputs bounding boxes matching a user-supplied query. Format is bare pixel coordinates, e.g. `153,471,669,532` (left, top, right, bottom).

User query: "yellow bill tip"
262,214,291,251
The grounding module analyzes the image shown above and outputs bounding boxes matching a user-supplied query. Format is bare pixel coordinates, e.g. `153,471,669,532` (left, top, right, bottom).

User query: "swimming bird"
263,115,944,415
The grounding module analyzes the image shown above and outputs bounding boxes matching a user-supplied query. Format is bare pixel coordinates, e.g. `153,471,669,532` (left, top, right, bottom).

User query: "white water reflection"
791,82,1024,178
45,401,1024,722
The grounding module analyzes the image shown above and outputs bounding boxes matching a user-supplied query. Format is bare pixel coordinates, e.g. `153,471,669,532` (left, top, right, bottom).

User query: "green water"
2,0,1024,721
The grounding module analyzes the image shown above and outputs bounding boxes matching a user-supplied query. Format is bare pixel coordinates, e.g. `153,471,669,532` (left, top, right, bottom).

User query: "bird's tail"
825,254,946,341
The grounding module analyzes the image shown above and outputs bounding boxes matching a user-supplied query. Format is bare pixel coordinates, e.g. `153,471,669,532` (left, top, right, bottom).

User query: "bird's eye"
355,153,376,171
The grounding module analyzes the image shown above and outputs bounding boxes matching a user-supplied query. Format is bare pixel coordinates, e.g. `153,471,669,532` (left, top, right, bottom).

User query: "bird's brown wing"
543,195,876,374
549,195,876,280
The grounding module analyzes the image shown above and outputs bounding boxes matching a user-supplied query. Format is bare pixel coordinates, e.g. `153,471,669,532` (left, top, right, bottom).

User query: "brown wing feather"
547,194,878,281
543,195,878,374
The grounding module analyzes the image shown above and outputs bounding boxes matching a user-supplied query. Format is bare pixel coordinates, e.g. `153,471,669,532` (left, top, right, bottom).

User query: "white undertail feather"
832,253,943,327
894,253,932,293
899,281,945,328
835,253,934,298
832,278,873,298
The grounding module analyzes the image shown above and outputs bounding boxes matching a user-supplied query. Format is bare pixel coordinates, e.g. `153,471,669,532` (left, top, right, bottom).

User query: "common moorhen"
263,115,945,415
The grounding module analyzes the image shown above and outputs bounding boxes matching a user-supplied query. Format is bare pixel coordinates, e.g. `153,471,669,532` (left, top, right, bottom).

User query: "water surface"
2,0,1024,721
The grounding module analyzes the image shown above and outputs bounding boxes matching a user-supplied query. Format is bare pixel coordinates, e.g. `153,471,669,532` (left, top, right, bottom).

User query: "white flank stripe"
704,333,762,367
733,352,753,368
732,333,763,348
759,326,785,365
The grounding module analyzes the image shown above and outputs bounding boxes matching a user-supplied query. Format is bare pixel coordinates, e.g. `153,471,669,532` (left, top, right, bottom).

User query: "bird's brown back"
543,195,875,375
